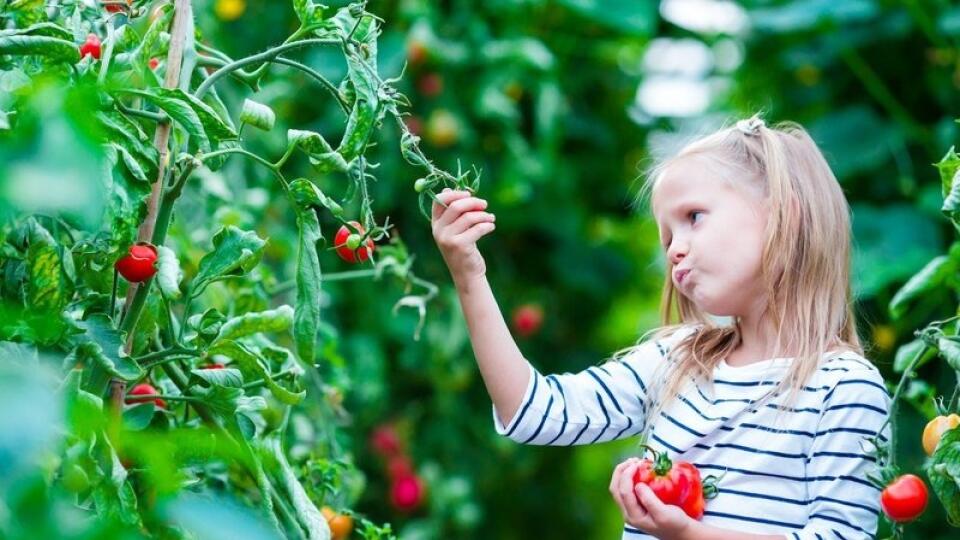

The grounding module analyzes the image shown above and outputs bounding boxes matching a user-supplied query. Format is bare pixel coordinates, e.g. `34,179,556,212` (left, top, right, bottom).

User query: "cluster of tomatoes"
368,423,427,514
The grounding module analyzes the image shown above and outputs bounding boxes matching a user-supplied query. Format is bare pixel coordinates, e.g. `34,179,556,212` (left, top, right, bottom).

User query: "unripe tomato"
871,324,896,353
115,243,158,282
369,424,402,456
417,73,443,97
321,506,353,540
425,109,459,148
390,473,425,512
215,0,246,21
79,33,102,60
414,178,434,193
880,474,928,523
922,413,960,455
512,303,543,337
335,221,375,263
126,383,166,409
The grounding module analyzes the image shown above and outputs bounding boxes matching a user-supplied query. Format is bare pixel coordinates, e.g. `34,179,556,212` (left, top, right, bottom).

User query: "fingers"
432,191,488,230
609,459,634,500
431,188,496,247
431,188,473,222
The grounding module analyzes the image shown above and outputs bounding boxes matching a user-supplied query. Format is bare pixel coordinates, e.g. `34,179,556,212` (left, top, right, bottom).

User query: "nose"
667,240,686,265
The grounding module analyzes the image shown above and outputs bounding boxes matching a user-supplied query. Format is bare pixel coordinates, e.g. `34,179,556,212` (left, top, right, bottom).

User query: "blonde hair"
616,113,863,439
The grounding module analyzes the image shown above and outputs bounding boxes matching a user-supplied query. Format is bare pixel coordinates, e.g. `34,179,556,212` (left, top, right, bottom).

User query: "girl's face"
651,158,770,318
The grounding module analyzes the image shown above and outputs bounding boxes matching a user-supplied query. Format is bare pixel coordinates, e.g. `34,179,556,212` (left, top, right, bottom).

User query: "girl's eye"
689,211,703,223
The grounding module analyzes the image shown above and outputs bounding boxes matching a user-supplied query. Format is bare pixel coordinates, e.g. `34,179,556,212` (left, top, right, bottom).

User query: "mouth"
674,269,691,285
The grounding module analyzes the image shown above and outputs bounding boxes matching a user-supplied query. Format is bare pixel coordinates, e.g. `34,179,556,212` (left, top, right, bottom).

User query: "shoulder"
814,352,890,408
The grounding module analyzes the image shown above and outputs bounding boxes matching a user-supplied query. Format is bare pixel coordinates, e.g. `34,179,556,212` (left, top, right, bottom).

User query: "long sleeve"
491,329,690,446
790,366,891,540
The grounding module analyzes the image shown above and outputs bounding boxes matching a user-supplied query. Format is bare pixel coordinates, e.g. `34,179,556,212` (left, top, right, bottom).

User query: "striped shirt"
492,325,891,539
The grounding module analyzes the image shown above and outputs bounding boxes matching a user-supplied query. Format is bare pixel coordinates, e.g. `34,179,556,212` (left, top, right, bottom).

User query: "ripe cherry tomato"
922,413,960,455
512,303,543,337
126,383,166,409
417,73,443,97
321,506,353,540
79,33,102,60
201,363,226,370
335,221,375,264
104,0,131,13
148,57,159,70
115,243,158,282
386,454,414,480
880,474,928,523
369,423,402,456
390,473,425,512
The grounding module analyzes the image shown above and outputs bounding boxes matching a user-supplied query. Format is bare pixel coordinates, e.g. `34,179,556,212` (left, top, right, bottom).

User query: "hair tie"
736,115,765,137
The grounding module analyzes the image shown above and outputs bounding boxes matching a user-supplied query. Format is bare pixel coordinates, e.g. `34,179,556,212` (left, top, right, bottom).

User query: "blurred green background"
3,0,960,538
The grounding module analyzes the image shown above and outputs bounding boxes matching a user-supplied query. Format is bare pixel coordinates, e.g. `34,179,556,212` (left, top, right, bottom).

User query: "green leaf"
936,146,960,201
0,34,80,63
71,314,144,382
259,435,331,540
214,305,294,343
557,0,657,35
123,402,157,431
926,425,960,526
24,218,70,312
193,226,266,295
289,129,349,173
187,308,227,346
0,22,74,41
893,339,930,373
190,367,244,388
939,336,960,372
118,88,238,152
155,245,183,299
293,0,327,27
240,99,276,131
209,341,304,405
888,255,954,319
289,179,325,365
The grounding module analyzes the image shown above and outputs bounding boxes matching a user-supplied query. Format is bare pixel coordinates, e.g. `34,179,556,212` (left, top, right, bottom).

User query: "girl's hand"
610,458,696,540
431,188,497,286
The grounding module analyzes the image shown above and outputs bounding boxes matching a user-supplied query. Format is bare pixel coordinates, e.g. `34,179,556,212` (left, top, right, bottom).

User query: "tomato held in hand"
922,413,960,456
632,446,719,520
79,33,102,60
880,474,928,523
125,383,166,409
335,221,375,263
115,243,158,282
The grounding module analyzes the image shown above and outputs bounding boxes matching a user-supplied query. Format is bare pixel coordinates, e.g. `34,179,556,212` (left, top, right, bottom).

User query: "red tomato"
386,454,414,480
79,34,102,60
104,0,131,13
201,363,225,370
148,57,159,70
407,40,428,66
417,73,443,97
369,424,402,456
390,473,425,512
880,474,928,523
126,383,166,409
335,221,375,264
633,458,686,506
632,447,715,520
115,243,158,282
512,303,543,337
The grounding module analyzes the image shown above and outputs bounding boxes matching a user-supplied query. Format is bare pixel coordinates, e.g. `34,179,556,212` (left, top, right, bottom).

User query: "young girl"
430,114,891,540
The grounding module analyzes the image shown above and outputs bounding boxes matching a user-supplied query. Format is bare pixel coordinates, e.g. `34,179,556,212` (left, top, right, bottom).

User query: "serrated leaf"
193,226,266,295
155,245,183,299
240,99,276,131
214,305,294,344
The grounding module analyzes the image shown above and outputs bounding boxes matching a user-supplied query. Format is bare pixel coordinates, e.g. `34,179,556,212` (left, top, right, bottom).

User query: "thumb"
635,483,663,513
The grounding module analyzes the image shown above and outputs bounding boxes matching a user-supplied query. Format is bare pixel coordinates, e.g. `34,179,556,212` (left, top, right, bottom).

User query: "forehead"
651,159,733,220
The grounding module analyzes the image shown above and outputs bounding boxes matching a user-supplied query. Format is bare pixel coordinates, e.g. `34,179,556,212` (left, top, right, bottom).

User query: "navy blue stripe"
654,340,667,357
811,495,879,515
694,463,879,490
505,372,538,437
703,510,803,528
596,365,612,377
661,411,706,437
544,376,568,445
620,360,647,393
810,451,876,462
791,533,800,540
587,368,625,414
651,432,683,453
822,379,888,402
589,391,612,444
706,442,805,459
834,530,848,540
614,416,634,440
810,513,869,534
815,534,824,540
568,416,591,445
623,526,652,537
522,391,554,444
824,403,886,415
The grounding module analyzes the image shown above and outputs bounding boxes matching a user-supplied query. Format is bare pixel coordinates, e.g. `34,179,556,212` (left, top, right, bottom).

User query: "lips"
674,269,691,285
